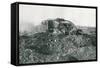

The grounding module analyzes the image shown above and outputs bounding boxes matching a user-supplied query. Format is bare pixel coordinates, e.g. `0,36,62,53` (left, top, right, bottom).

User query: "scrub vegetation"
19,18,96,64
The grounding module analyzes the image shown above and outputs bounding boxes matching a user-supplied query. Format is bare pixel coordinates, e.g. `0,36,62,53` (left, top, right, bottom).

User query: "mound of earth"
19,18,96,64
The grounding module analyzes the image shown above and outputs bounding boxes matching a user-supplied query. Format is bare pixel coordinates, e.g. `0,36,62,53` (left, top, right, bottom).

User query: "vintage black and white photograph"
19,4,97,64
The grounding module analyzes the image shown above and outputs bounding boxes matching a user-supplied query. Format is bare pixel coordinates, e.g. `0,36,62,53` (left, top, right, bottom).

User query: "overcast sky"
19,4,96,27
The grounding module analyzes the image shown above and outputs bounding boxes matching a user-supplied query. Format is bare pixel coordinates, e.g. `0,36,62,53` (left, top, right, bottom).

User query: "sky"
19,4,96,31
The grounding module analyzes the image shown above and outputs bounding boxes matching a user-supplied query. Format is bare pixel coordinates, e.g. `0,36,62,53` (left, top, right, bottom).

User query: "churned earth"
19,18,96,64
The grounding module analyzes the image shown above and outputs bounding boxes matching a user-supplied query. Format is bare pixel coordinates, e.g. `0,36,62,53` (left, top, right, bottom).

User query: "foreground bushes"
19,31,96,64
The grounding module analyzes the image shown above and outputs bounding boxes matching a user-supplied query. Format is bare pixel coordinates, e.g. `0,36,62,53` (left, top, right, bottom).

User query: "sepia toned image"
19,4,96,64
